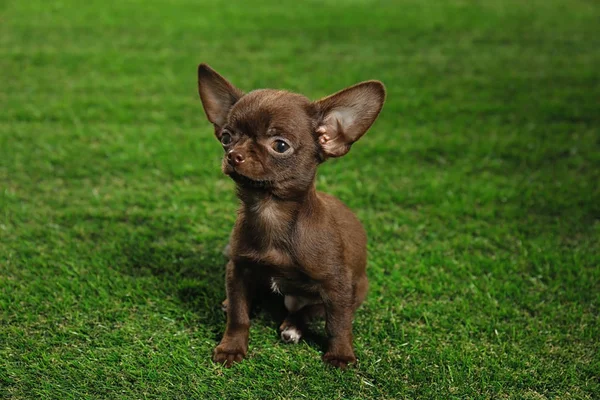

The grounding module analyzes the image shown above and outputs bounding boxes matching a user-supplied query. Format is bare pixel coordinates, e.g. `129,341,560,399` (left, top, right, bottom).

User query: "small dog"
197,64,385,368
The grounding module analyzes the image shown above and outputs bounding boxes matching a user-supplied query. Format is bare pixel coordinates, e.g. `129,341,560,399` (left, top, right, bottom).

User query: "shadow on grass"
114,234,227,341
114,231,328,348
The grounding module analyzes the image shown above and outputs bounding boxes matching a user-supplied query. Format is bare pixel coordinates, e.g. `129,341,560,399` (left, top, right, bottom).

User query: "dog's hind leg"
279,301,325,344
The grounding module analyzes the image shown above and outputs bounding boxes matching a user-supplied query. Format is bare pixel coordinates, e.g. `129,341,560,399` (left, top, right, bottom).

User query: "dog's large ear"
313,81,385,158
197,63,243,128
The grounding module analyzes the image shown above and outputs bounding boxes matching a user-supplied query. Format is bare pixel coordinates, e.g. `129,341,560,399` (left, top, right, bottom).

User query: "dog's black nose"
227,150,245,166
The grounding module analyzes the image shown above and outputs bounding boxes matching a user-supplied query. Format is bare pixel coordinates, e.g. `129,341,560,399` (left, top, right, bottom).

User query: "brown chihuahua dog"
197,63,385,369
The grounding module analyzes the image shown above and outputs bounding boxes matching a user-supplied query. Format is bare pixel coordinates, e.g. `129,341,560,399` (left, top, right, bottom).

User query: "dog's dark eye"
272,140,290,153
221,132,232,146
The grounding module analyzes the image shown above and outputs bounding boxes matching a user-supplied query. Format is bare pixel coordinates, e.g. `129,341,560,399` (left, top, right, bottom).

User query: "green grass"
1,0,599,398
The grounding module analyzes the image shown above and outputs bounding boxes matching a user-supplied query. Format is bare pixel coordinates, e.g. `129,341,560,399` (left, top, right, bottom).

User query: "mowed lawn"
1,0,599,398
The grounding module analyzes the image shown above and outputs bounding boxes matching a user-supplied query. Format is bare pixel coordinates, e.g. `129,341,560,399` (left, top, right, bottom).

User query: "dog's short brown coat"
197,64,385,368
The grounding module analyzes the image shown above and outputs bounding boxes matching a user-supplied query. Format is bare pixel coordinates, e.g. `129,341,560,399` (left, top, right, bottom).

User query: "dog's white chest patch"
270,277,282,295
259,201,280,225
251,199,289,238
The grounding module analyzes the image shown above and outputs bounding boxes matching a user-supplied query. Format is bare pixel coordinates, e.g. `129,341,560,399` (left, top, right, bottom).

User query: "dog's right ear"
197,63,243,129
313,80,385,158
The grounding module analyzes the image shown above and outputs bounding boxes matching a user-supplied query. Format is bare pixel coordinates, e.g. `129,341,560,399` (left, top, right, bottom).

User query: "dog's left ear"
313,81,385,158
197,63,244,129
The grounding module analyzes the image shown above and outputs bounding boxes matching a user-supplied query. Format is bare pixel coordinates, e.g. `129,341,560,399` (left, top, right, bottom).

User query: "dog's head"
197,63,385,199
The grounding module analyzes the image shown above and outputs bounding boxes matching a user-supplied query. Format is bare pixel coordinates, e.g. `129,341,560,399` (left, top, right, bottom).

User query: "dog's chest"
250,199,290,239
269,273,321,298
235,199,295,266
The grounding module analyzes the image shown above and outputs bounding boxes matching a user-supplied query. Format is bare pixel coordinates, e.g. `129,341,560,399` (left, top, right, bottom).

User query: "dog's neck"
237,185,318,246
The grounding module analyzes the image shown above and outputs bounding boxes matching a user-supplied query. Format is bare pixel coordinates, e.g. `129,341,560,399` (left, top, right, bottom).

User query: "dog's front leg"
322,278,357,369
213,260,253,367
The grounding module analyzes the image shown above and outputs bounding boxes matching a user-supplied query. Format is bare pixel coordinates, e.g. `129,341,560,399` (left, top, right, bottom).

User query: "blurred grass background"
1,0,599,398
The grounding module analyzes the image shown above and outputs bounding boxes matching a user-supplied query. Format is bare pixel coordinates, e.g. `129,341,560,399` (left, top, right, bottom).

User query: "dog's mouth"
229,171,272,190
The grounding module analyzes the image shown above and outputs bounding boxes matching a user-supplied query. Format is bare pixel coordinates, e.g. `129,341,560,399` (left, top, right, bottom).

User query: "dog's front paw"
213,343,247,367
323,351,356,369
